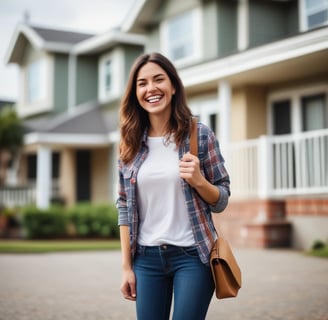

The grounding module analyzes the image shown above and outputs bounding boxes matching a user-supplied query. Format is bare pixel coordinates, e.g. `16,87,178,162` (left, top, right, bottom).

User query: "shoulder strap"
190,117,198,156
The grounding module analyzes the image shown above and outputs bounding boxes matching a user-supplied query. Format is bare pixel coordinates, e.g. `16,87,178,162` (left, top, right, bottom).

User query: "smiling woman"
116,52,231,320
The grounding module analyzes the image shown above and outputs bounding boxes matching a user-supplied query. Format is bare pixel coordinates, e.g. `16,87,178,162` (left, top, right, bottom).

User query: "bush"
67,203,119,239
311,239,326,250
22,206,67,239
21,203,119,239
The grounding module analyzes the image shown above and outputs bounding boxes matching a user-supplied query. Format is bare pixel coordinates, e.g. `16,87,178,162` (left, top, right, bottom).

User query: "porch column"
258,136,273,199
36,146,52,209
218,80,231,153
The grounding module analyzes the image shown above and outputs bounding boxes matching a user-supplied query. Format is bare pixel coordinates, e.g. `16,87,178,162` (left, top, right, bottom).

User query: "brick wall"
213,199,291,248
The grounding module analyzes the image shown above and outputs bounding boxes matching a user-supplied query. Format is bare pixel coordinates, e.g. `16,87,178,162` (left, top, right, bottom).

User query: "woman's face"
136,62,176,117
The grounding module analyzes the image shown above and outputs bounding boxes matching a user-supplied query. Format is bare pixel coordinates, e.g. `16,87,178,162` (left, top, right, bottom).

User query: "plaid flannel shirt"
116,121,230,265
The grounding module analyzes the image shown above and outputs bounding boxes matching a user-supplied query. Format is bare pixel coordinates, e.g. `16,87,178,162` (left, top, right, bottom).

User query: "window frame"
98,50,123,103
160,8,203,67
268,84,328,135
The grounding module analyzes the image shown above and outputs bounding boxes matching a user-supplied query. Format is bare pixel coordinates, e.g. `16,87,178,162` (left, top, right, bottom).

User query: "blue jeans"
134,244,214,320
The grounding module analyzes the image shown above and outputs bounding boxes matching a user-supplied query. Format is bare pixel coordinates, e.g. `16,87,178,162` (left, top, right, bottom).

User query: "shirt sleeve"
116,160,129,225
199,124,231,213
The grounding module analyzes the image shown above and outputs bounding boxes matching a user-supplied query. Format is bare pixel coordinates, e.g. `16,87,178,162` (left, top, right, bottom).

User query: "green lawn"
306,247,328,258
0,239,121,253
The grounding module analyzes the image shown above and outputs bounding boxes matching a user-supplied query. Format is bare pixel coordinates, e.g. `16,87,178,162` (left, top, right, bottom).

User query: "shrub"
22,206,67,239
311,239,326,251
21,203,119,239
67,203,119,239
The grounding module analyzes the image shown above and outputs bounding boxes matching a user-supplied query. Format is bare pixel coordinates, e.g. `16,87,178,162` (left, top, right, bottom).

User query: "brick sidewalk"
0,248,327,320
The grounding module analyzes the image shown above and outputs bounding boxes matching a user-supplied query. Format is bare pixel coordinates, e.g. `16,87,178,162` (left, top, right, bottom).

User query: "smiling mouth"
146,95,162,103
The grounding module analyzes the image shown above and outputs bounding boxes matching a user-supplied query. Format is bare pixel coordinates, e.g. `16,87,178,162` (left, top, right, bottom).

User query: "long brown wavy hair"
119,52,193,164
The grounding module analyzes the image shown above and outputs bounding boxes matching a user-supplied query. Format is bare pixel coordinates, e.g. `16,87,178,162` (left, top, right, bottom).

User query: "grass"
306,247,328,258
0,239,121,253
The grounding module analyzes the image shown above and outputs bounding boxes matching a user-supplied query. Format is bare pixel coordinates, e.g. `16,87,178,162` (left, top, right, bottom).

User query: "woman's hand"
179,152,220,205
179,152,203,188
121,268,137,301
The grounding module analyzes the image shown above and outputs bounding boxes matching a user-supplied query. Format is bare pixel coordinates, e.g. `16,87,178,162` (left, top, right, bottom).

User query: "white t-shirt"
136,136,195,246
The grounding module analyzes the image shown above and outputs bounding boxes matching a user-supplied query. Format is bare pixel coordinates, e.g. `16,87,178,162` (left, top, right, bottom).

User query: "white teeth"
147,95,161,103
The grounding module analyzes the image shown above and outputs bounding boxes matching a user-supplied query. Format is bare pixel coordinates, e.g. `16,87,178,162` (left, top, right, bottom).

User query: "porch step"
213,199,292,248
241,220,292,248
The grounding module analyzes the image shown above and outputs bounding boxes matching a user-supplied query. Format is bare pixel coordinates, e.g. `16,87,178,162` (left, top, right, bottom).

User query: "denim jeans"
134,244,214,320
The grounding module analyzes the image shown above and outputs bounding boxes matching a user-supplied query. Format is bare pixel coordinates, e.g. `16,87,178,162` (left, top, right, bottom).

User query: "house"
3,0,328,250
3,23,145,207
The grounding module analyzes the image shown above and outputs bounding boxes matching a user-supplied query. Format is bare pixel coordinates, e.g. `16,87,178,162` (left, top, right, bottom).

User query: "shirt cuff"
209,185,229,213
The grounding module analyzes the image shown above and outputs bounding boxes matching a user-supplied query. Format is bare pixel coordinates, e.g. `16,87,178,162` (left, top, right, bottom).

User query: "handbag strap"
190,117,198,156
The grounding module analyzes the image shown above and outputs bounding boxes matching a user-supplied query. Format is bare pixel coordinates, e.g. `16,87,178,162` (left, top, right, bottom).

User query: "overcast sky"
0,0,136,101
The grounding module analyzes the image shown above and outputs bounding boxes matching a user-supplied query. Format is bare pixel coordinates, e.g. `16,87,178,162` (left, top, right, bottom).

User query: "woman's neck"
148,115,170,137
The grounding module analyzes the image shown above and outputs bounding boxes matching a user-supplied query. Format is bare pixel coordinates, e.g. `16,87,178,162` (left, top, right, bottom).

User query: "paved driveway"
0,248,327,320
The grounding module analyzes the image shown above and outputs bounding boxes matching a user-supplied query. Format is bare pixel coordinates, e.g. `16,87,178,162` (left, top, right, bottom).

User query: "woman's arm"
119,225,136,301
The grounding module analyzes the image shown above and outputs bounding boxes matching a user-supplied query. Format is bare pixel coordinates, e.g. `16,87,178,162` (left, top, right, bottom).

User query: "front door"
75,150,91,202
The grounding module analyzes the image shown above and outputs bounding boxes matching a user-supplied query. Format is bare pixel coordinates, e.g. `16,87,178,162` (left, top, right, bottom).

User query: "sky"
0,0,136,101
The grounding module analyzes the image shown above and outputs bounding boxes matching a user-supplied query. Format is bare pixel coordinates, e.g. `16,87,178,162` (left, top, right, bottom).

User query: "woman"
117,52,230,320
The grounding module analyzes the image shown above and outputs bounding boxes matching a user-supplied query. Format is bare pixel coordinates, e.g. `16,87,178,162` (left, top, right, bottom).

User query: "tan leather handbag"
210,236,242,298
190,117,242,299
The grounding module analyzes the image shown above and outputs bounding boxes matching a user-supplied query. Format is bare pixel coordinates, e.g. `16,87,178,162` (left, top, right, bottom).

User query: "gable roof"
6,23,94,64
72,29,146,55
32,26,93,44
122,0,162,33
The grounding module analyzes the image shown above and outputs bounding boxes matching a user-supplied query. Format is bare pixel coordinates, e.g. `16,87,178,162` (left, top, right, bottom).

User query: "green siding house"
3,0,328,250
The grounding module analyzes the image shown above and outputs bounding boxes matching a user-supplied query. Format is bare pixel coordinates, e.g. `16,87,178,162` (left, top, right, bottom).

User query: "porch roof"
180,26,328,93
23,103,118,146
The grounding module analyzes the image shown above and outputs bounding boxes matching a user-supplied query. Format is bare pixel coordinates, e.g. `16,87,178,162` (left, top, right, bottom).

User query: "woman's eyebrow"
137,73,165,82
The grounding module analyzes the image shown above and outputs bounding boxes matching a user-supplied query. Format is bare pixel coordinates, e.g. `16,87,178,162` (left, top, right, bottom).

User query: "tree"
0,106,23,186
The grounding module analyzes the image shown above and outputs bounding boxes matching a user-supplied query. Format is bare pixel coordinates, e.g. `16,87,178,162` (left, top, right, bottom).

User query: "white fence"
229,128,328,199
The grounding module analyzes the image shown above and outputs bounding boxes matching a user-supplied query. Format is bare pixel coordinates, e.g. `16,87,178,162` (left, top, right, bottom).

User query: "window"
272,100,291,135
161,9,202,65
99,50,122,102
104,60,112,93
270,87,328,135
303,0,328,30
302,94,327,131
27,154,37,180
27,59,46,103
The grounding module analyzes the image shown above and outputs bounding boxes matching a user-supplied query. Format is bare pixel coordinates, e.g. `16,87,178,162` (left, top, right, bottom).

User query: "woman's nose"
147,81,156,91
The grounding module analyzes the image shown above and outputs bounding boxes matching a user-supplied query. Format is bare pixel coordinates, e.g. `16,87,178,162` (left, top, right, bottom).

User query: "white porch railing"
0,179,60,208
0,185,36,208
228,128,328,199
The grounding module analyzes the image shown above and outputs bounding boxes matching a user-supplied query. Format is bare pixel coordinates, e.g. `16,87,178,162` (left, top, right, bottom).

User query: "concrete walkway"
0,248,327,320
